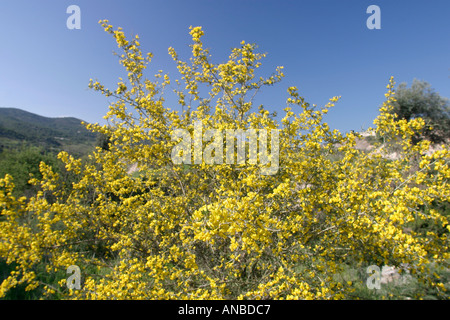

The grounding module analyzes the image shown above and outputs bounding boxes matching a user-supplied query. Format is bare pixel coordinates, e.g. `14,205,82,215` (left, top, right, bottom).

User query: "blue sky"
0,0,449,133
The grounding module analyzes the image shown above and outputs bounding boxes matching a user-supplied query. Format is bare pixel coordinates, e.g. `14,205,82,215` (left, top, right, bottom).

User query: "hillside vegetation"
0,108,98,198
0,108,97,156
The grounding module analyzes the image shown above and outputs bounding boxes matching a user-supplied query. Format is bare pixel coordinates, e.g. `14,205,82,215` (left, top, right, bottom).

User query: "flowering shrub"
0,21,449,299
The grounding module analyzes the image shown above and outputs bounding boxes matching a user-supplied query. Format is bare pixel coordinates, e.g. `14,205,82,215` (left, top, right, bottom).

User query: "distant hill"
0,108,97,156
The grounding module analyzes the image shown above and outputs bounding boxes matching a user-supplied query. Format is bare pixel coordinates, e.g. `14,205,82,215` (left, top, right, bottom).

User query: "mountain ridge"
0,107,97,156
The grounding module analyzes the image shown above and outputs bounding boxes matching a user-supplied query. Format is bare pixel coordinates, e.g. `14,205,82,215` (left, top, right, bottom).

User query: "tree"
95,132,111,151
0,21,449,300
390,79,450,143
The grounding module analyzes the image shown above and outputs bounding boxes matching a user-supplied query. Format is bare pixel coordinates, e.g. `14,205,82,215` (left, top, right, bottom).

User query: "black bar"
0,299,446,318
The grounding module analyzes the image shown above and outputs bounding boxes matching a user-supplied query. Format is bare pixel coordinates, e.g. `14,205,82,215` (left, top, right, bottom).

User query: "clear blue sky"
0,0,449,133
